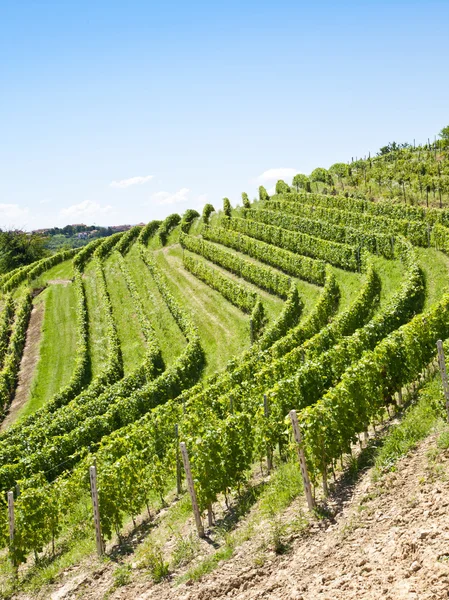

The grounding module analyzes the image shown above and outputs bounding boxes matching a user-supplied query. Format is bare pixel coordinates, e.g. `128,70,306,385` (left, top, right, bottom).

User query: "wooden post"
289,410,315,511
437,340,449,423
263,394,273,472
89,465,104,557
175,424,182,495
207,503,213,527
7,491,14,564
180,442,204,538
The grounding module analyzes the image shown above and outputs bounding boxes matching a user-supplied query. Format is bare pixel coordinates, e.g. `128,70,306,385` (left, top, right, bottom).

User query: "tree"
275,180,291,195
310,168,333,191
440,125,449,148
292,174,309,192
0,230,48,274
329,163,348,189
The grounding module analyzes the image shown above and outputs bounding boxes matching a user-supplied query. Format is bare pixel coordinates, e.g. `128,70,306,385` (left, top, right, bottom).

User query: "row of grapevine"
203,257,382,424
223,217,360,270
116,252,164,379
0,248,204,493
0,254,341,559
299,288,449,483
235,243,425,439
138,220,162,246
0,296,15,369
271,191,449,225
0,235,129,462
243,208,394,259
180,232,292,298
202,225,326,285
180,210,200,233
1,248,79,293
115,225,143,255
430,223,449,254
179,269,338,415
0,293,33,414
159,214,181,245
182,252,259,313
267,199,429,247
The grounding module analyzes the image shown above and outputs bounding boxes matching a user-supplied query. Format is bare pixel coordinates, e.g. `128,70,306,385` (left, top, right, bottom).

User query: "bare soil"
1,301,44,430
19,432,449,600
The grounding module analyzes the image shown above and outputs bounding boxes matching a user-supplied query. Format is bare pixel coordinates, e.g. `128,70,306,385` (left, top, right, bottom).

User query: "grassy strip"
24,284,78,415
153,246,254,377
125,245,186,367
83,262,111,380
416,247,449,310
103,253,147,375
372,376,445,479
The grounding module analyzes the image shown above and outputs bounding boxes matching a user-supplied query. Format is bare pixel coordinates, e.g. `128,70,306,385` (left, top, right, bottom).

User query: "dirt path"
1,301,44,430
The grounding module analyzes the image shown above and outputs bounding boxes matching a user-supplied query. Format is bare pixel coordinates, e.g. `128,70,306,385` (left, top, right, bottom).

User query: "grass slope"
83,262,113,380
103,253,147,375
21,283,78,418
154,245,255,377
125,245,186,367
416,247,449,310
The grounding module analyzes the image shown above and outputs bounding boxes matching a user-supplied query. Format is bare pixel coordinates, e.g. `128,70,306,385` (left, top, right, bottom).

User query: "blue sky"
1,1,448,230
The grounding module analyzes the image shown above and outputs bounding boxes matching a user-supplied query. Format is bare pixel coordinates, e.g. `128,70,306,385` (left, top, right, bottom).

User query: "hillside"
0,132,449,599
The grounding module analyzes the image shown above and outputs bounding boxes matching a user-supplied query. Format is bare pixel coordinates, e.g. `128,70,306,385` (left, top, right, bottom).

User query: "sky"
1,0,448,231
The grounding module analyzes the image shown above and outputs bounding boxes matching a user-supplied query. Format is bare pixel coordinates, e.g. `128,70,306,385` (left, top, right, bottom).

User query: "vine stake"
437,340,449,423
89,465,104,557
7,491,15,567
180,442,205,538
289,410,315,511
264,394,273,472
175,424,182,495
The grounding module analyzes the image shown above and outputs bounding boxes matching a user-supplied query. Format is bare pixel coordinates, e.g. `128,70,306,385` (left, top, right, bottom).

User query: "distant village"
31,223,146,250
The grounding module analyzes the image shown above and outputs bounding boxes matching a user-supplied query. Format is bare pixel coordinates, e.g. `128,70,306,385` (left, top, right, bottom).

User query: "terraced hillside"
1,147,449,597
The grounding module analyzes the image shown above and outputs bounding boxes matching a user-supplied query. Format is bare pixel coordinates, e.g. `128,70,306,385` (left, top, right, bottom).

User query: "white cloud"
258,168,298,182
60,200,112,219
110,175,153,189
0,204,29,219
39,198,51,205
151,187,190,206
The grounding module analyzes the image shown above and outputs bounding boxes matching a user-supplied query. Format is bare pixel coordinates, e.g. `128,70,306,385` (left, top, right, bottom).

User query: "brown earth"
1,301,44,430
19,431,449,600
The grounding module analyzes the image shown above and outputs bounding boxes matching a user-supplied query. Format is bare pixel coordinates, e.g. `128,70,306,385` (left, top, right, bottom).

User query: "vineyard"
1,133,449,598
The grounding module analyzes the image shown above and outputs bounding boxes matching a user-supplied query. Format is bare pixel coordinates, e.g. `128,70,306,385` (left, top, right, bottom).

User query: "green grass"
32,259,74,286
416,247,449,311
19,283,78,419
103,253,147,375
83,262,112,379
371,255,404,307
153,245,254,377
331,267,363,312
125,245,186,367
372,376,445,480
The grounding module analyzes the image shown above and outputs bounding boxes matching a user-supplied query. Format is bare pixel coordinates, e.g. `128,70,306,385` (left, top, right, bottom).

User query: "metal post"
289,410,315,511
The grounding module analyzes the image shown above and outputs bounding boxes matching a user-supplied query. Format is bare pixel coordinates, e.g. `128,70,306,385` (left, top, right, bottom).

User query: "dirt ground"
20,430,448,600
1,301,44,430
